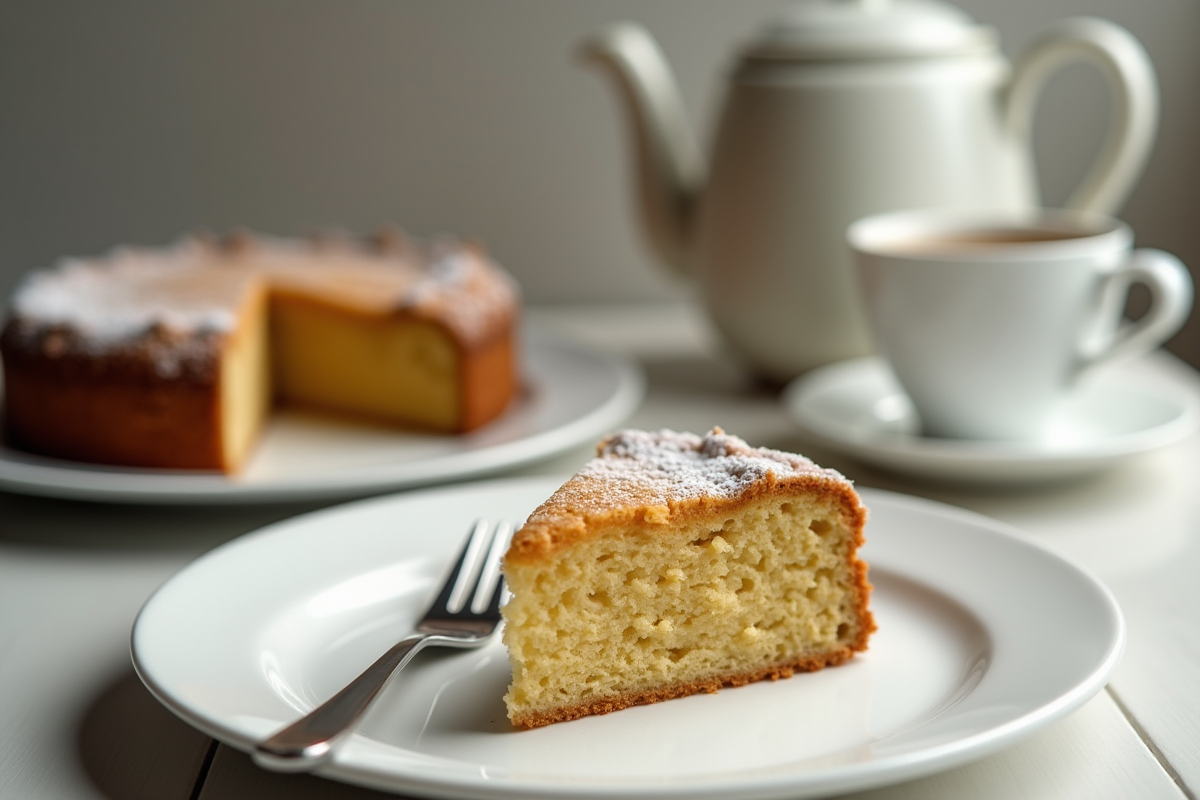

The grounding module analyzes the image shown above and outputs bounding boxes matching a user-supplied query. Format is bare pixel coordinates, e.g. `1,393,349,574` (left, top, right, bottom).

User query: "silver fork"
253,518,513,772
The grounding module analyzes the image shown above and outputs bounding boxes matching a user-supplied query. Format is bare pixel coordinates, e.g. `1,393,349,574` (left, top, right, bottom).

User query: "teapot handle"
1003,17,1158,215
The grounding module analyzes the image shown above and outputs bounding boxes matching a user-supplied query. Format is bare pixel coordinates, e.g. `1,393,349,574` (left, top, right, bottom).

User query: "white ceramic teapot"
583,0,1158,380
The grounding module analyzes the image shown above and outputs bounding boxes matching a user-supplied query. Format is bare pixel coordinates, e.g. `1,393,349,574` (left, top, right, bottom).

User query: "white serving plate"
0,336,643,504
133,477,1124,799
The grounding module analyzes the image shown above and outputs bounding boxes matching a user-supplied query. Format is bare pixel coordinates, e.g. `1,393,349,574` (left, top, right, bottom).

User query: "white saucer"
133,477,1123,800
782,356,1200,484
0,335,644,504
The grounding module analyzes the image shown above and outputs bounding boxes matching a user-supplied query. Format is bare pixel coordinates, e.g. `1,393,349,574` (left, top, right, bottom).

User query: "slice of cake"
0,230,519,472
501,428,874,729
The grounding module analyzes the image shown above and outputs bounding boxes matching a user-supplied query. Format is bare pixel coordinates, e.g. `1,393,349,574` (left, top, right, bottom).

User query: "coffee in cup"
847,208,1193,441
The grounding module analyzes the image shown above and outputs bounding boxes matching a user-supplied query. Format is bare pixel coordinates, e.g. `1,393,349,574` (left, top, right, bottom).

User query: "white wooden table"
0,303,1195,800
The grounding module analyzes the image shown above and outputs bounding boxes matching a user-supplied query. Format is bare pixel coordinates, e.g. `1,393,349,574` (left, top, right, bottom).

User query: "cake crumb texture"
502,428,874,728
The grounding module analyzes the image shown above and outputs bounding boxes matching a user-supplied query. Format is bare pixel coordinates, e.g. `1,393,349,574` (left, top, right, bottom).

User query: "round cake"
0,230,521,472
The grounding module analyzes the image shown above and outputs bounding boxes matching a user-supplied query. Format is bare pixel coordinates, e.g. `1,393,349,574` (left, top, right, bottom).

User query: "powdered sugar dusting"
11,241,245,345
6,230,519,351
396,241,520,342
569,428,851,511
206,233,518,343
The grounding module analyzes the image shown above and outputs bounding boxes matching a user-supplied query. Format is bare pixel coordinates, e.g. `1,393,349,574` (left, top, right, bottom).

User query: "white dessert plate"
783,356,1200,484
0,335,643,504
132,476,1123,800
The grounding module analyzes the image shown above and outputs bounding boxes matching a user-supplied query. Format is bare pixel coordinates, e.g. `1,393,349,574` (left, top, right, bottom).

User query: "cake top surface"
6,231,519,348
9,245,252,343
510,428,859,557
580,427,849,506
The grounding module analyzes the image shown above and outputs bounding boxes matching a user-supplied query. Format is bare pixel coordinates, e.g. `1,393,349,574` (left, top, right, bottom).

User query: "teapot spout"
581,22,706,277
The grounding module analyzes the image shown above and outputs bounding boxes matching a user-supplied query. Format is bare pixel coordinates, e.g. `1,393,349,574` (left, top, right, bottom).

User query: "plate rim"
0,336,644,505
131,477,1125,800
782,355,1200,482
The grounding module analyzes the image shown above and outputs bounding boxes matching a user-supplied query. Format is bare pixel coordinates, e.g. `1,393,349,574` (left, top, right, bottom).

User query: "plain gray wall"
2,0,1198,361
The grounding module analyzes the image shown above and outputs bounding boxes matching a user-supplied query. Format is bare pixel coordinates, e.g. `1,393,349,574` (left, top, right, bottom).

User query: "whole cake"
501,427,874,729
0,231,520,472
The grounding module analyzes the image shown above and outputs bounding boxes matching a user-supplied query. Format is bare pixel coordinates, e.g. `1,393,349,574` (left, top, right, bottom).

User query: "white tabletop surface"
1,303,1195,800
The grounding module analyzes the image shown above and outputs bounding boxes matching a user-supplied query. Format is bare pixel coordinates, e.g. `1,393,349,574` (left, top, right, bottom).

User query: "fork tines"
438,519,513,617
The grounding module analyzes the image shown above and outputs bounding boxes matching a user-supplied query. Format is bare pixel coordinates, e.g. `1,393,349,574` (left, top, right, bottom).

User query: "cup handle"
1003,17,1158,215
1077,249,1193,377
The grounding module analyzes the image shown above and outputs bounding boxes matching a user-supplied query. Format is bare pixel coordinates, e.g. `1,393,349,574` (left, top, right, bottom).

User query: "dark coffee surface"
883,227,1084,255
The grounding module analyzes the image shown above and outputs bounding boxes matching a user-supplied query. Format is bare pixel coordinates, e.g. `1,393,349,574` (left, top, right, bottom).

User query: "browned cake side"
2,332,228,470
0,270,263,471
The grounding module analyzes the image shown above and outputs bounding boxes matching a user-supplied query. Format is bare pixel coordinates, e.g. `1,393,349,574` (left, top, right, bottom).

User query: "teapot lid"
745,0,996,60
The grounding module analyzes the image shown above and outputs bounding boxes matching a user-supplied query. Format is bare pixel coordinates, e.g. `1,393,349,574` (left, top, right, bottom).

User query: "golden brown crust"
507,473,866,564
2,354,227,470
456,325,518,432
507,428,866,563
0,317,229,469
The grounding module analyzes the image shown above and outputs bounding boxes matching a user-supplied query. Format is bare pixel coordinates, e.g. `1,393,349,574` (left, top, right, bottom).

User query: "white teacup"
847,208,1194,441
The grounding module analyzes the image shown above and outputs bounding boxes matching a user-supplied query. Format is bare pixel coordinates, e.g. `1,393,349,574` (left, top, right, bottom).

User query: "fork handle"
253,633,431,772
